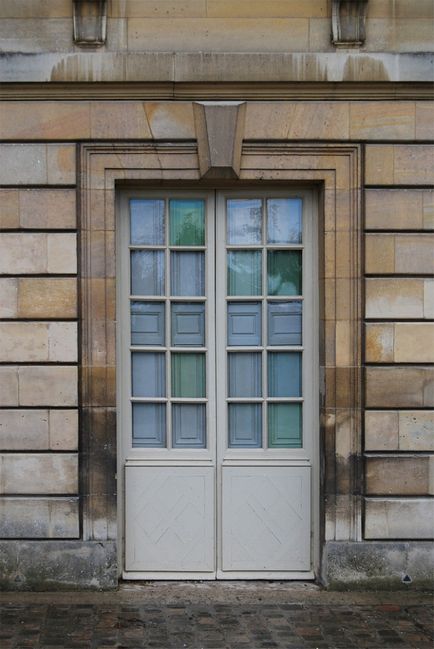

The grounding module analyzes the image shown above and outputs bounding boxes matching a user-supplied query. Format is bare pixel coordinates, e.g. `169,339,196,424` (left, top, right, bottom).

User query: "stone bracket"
73,0,107,47
193,102,246,179
332,0,368,47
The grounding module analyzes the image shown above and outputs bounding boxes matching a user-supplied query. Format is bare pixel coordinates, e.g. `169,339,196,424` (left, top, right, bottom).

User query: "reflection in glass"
268,403,302,448
228,404,262,448
131,301,165,346
267,301,302,346
172,404,206,448
132,352,165,397
227,302,262,346
131,250,164,296
132,403,166,447
267,250,302,296
227,199,262,244
228,353,262,398
171,353,206,398
268,352,301,397
171,251,205,296
169,199,205,246
130,199,165,245
227,250,262,295
267,198,302,244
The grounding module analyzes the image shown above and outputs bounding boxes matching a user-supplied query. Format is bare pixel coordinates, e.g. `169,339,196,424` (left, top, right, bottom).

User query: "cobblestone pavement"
0,583,432,649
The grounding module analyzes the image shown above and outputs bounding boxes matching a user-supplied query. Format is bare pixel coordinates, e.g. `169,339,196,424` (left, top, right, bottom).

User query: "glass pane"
131,301,165,346
268,352,301,397
228,404,262,448
130,199,165,245
267,250,302,296
268,301,302,346
227,199,262,244
171,353,205,398
172,404,206,448
131,250,164,296
267,198,302,244
171,251,205,296
132,403,166,447
268,403,302,448
228,353,262,398
171,302,205,347
132,352,165,397
227,251,262,296
169,199,205,246
227,302,262,346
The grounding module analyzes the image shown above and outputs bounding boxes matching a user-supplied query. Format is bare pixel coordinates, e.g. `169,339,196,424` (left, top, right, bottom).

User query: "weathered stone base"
0,541,117,591
323,541,434,591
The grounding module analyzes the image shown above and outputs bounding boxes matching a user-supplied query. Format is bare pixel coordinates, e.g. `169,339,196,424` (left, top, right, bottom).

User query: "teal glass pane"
132,352,165,398
267,250,302,296
227,199,262,244
268,352,301,397
171,251,205,296
268,403,302,448
131,301,165,346
267,198,302,244
130,199,165,245
227,251,262,296
228,353,262,398
132,403,166,448
169,199,205,246
172,404,206,448
131,250,164,296
171,353,205,398
267,301,302,346
228,404,262,448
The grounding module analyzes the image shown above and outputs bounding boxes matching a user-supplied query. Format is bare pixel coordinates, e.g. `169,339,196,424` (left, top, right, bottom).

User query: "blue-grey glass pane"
227,199,262,244
132,352,165,397
267,198,302,244
227,302,262,346
171,251,205,296
132,403,166,447
171,302,205,347
172,404,206,448
228,404,262,448
268,352,301,397
268,301,302,346
227,251,262,296
131,301,165,346
131,250,164,296
169,199,205,246
268,403,302,448
228,353,262,398
267,250,302,296
130,199,165,245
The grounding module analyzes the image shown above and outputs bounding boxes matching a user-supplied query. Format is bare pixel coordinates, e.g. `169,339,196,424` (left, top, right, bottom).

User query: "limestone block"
365,145,434,186
399,411,434,451
366,367,434,408
365,279,424,319
365,235,394,274
350,102,415,140
48,323,78,362
0,18,73,53
0,233,47,274
394,323,434,363
110,0,206,18
364,411,399,451
49,410,78,450
47,233,77,274
0,323,77,363
0,103,90,140
416,102,434,140
19,189,76,229
90,102,152,139
0,497,79,539
17,278,77,318
0,409,78,451
144,103,195,139
0,453,78,494
0,367,18,406
364,498,434,539
365,455,433,496
365,189,434,230
367,1,434,19
424,280,434,319
18,366,78,407
365,234,434,275
0,190,19,229
0,144,76,186
0,279,18,318
0,1,72,18
365,323,394,363
207,1,328,18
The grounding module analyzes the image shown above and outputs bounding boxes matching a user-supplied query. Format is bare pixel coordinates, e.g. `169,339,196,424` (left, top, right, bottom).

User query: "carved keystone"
73,0,107,47
332,0,368,47
193,102,246,179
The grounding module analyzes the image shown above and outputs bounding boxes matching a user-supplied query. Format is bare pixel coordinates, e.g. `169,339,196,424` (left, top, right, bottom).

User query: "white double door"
119,189,317,579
